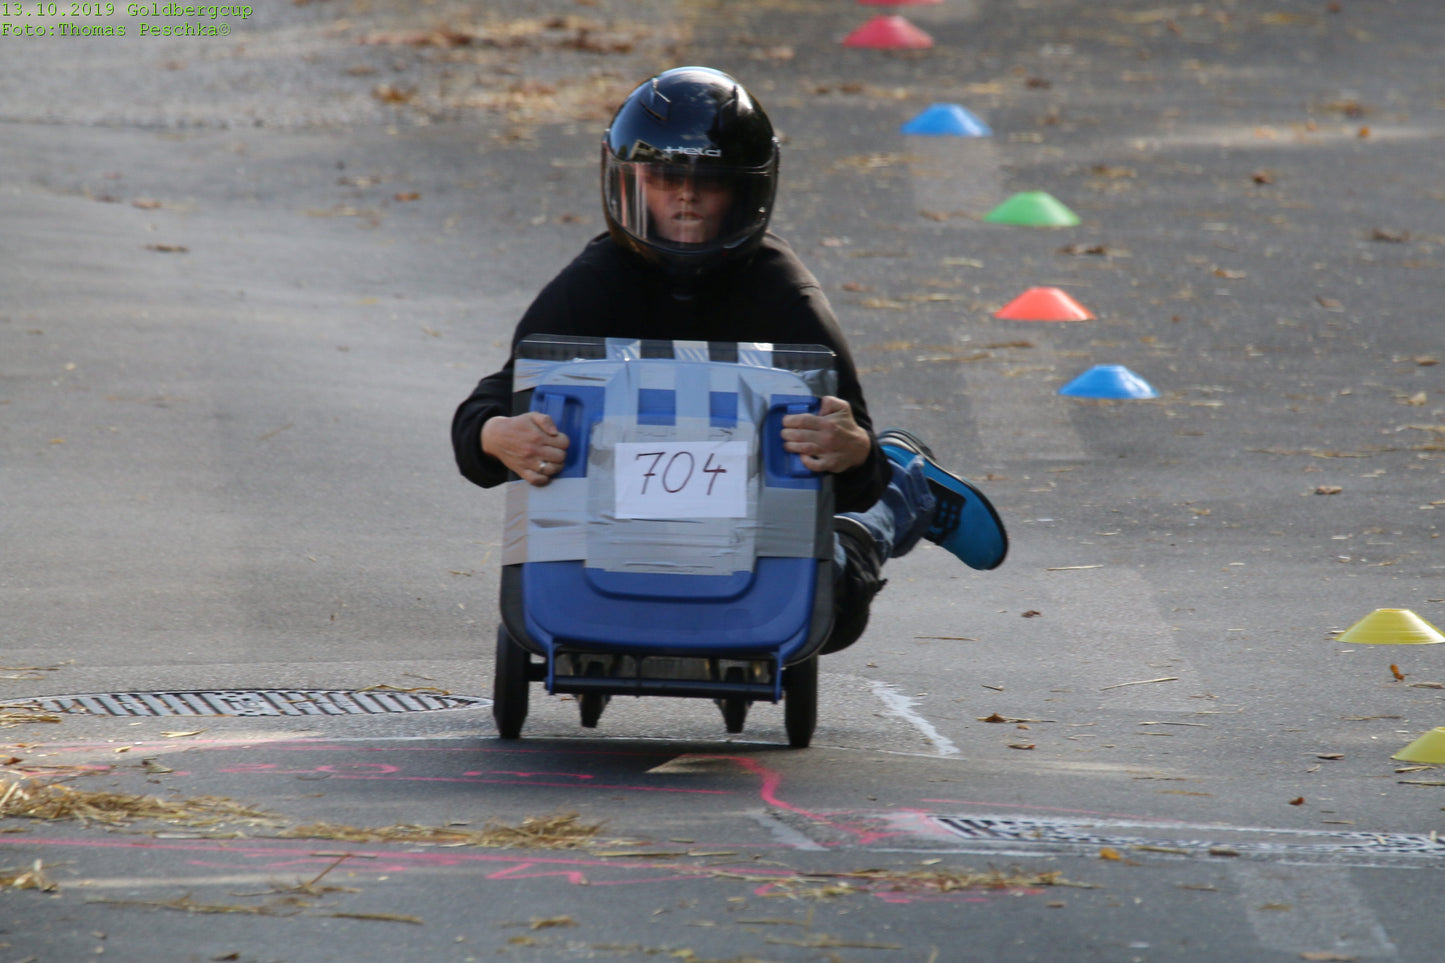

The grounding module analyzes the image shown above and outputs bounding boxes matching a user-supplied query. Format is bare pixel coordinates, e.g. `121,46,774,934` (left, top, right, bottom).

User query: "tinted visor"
604,157,774,254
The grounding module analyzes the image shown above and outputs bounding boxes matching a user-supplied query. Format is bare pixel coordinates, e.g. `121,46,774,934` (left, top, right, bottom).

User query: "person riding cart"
452,66,1006,742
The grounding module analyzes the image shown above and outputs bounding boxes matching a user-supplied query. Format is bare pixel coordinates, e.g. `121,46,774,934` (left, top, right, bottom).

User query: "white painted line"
867,681,960,757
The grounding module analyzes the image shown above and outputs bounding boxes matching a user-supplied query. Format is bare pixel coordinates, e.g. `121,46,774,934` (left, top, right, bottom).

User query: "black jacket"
451,233,891,513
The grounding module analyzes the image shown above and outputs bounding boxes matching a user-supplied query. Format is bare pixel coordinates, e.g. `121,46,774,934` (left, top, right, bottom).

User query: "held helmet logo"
661,146,723,158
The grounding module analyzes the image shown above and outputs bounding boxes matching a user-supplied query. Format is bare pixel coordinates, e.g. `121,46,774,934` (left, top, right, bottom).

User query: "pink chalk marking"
860,806,963,843
701,756,892,845
485,861,588,886
8,738,686,761
14,742,930,844
458,770,593,780
314,763,400,775
207,761,723,794
0,837,721,887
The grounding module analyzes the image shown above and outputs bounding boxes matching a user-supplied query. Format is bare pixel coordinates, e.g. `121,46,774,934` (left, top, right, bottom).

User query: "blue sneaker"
876,428,1008,571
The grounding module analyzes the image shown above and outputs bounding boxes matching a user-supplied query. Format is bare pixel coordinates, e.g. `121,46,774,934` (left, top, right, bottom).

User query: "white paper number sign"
614,440,750,519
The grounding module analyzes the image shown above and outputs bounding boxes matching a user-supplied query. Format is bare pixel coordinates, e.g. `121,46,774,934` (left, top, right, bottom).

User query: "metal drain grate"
9,690,489,718
932,815,1445,862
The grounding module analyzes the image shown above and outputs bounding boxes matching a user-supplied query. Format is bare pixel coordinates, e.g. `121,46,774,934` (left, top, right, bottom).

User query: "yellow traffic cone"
1392,728,1445,764
1337,609,1445,645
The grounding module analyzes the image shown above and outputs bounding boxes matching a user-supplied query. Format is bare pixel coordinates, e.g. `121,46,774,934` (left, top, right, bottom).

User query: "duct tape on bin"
503,347,829,577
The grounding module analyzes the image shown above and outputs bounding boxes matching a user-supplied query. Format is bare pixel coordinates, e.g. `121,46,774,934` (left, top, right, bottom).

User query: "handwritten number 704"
635,450,728,496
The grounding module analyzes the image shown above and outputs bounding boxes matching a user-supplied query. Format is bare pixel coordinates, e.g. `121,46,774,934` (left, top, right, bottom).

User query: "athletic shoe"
876,428,1008,570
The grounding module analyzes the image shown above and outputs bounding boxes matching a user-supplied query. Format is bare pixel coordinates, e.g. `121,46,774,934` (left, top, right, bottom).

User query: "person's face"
642,167,732,244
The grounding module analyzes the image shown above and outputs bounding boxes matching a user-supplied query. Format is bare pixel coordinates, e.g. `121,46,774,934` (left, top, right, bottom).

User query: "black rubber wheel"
719,666,749,734
492,625,529,740
578,661,609,728
782,655,818,748
579,693,607,728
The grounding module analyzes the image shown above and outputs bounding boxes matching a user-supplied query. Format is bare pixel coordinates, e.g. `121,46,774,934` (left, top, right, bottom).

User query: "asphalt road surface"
3,1,1444,961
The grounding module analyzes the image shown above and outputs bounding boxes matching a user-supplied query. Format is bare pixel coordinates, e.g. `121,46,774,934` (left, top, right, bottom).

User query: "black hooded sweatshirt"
451,233,891,514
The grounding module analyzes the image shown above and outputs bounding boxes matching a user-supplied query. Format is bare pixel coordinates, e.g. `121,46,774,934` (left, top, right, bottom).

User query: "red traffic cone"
993,287,1095,322
842,15,934,49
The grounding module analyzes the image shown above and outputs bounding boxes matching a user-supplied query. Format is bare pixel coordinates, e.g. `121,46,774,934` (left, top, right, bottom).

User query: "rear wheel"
782,655,817,748
492,625,530,740
578,693,608,728
718,666,750,734
578,661,610,728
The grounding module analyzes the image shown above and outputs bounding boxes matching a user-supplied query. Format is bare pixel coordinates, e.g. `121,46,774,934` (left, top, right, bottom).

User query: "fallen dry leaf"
331,911,423,925
1059,243,1128,257
0,707,62,728
1,859,57,892
372,84,416,105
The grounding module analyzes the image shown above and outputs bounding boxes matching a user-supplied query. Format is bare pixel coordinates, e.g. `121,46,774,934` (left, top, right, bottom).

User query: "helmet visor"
604,158,774,255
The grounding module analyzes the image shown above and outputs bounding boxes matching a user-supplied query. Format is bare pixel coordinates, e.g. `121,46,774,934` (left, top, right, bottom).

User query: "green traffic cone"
983,191,1080,227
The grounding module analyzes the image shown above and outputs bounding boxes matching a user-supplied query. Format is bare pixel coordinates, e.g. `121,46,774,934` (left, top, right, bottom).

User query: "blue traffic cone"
901,103,992,137
1059,365,1159,400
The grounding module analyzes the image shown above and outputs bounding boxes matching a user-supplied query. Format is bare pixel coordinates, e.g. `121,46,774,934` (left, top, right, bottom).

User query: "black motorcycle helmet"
601,66,779,287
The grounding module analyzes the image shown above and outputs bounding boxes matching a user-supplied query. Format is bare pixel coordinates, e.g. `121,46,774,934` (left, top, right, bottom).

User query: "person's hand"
780,396,871,474
481,413,570,487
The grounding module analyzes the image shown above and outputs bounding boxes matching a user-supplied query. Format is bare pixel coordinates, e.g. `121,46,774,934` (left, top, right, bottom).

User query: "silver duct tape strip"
503,477,588,565
735,343,776,368
671,340,714,363
756,488,827,559
605,338,644,362
512,357,554,393
513,340,837,392
797,365,837,400
601,339,779,367
586,415,758,577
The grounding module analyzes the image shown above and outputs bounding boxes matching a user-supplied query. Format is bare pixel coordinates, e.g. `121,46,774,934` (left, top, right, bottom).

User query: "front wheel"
782,655,818,748
492,625,530,740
